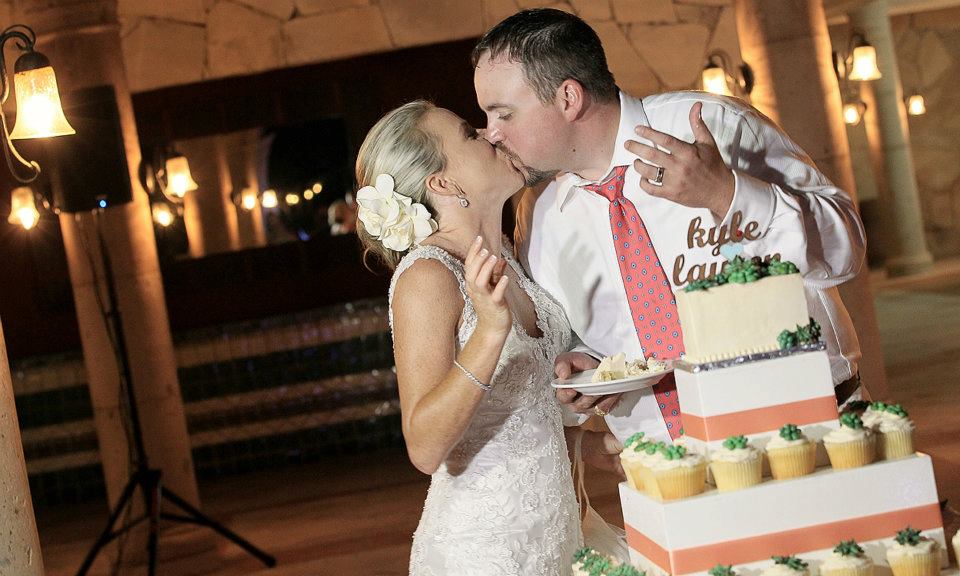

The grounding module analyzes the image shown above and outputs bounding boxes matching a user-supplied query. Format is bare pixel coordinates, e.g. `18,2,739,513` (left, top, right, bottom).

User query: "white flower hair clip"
356,174,437,252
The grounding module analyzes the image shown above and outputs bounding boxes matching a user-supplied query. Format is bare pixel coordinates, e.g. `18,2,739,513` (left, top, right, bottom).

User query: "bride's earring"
452,182,469,208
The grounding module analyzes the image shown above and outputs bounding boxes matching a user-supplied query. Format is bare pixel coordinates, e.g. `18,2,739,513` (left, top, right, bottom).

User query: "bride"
355,100,582,575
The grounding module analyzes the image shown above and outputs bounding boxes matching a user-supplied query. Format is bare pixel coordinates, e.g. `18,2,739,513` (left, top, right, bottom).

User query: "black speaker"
42,84,133,213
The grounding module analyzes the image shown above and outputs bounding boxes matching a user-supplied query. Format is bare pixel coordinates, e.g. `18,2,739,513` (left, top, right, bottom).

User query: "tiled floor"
36,278,960,576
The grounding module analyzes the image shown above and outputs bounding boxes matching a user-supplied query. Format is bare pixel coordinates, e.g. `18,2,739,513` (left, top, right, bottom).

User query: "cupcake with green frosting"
765,424,817,480
886,527,941,576
761,556,809,576
824,413,876,469
820,540,874,576
619,432,649,492
875,404,915,460
709,435,762,492
650,444,707,501
571,547,645,576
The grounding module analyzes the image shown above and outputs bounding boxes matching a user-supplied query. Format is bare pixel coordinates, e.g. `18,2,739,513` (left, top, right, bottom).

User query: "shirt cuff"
720,170,777,237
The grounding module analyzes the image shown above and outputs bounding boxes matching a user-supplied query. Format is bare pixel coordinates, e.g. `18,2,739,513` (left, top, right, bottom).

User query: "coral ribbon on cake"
681,395,840,440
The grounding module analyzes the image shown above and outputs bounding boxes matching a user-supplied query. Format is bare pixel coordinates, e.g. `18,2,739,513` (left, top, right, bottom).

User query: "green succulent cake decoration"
884,403,909,418
894,526,923,546
839,412,865,430
624,432,646,449
869,401,888,412
722,435,749,450
683,256,799,291
574,547,594,563
779,423,803,441
644,441,667,455
772,556,808,571
608,565,645,576
843,400,871,412
767,256,799,276
833,540,865,556
660,444,687,461
778,318,822,349
708,565,738,576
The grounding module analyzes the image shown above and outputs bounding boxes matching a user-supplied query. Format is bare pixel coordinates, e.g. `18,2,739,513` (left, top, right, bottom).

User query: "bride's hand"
465,236,511,339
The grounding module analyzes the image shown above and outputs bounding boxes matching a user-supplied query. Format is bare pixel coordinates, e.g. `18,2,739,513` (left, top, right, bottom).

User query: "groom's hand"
581,430,625,479
555,352,622,414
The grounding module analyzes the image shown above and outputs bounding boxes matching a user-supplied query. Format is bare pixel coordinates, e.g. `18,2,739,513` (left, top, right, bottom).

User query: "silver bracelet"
453,360,492,392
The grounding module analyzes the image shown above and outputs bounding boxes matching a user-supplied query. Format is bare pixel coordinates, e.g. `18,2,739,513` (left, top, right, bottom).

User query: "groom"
472,9,867,466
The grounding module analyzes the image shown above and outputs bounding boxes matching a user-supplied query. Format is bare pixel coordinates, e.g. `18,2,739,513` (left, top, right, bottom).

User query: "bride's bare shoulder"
392,257,464,330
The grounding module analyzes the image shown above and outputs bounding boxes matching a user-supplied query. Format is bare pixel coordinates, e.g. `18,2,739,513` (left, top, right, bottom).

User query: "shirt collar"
555,91,651,212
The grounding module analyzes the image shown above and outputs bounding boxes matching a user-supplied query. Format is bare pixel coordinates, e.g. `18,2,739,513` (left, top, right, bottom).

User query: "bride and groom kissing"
354,8,866,576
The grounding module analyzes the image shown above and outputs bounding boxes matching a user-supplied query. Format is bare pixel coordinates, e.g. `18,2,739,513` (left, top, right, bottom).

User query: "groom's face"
474,54,563,185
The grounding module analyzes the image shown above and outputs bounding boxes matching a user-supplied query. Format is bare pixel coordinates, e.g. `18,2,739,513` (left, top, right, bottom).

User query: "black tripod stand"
76,209,276,575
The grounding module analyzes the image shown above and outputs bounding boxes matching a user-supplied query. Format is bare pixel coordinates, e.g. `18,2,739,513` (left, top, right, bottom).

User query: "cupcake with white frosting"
710,435,762,492
650,444,707,501
824,413,876,469
886,527,941,576
820,540,874,576
860,401,888,430
619,432,649,492
636,441,668,498
876,404,915,460
762,556,809,576
765,424,817,479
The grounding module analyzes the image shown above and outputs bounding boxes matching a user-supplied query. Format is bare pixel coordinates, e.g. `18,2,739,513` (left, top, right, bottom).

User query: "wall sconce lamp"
1,24,75,230
139,146,199,204
835,32,882,83
701,50,754,98
843,101,867,126
906,93,926,116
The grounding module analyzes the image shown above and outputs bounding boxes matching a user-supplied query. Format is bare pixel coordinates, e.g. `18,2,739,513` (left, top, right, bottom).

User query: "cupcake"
572,547,644,576
636,441,668,497
619,432,649,492
708,565,738,576
762,556,809,576
820,540,874,576
710,435,762,492
824,413,876,469
952,529,959,569
886,527,941,576
860,401,888,430
876,404,915,460
650,444,707,500
765,424,817,479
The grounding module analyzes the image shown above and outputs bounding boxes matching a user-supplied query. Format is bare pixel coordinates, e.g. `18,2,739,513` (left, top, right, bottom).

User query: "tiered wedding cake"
616,256,949,576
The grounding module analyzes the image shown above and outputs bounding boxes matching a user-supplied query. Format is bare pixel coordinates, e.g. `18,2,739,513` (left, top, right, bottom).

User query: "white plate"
551,366,673,395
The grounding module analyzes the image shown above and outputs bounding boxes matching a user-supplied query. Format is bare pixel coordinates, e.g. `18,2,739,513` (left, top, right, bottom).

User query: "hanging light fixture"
151,202,175,227
7,185,40,229
0,24,74,188
138,146,200,204
701,51,754,99
163,153,198,199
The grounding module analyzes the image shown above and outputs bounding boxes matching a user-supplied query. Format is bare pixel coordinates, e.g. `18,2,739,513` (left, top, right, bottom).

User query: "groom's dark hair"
472,8,618,105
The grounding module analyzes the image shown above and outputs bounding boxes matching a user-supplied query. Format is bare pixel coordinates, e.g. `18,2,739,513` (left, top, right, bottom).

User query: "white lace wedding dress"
389,242,582,576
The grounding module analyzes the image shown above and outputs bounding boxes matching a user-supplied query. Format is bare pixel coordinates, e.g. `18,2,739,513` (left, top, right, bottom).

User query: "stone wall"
890,7,960,259
111,0,741,98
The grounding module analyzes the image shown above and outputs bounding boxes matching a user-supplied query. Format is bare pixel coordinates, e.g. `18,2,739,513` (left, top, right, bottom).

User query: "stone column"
180,135,241,257
0,321,44,576
849,0,933,276
734,0,888,398
223,129,267,249
18,0,201,562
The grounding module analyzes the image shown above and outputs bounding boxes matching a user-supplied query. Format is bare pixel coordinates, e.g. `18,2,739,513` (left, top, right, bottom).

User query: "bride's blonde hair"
356,100,446,270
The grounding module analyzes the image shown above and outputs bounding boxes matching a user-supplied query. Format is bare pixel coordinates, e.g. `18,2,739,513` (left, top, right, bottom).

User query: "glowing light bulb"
261,189,278,208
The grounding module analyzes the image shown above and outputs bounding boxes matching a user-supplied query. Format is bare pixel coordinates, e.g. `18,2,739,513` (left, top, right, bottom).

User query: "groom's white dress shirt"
515,91,867,444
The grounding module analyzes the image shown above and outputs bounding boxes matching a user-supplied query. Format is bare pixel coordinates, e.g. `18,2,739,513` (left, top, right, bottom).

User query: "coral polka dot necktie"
583,165,685,440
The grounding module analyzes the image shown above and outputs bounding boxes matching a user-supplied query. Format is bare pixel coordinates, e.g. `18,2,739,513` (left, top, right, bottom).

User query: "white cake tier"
675,273,810,364
620,454,946,576
676,350,839,456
